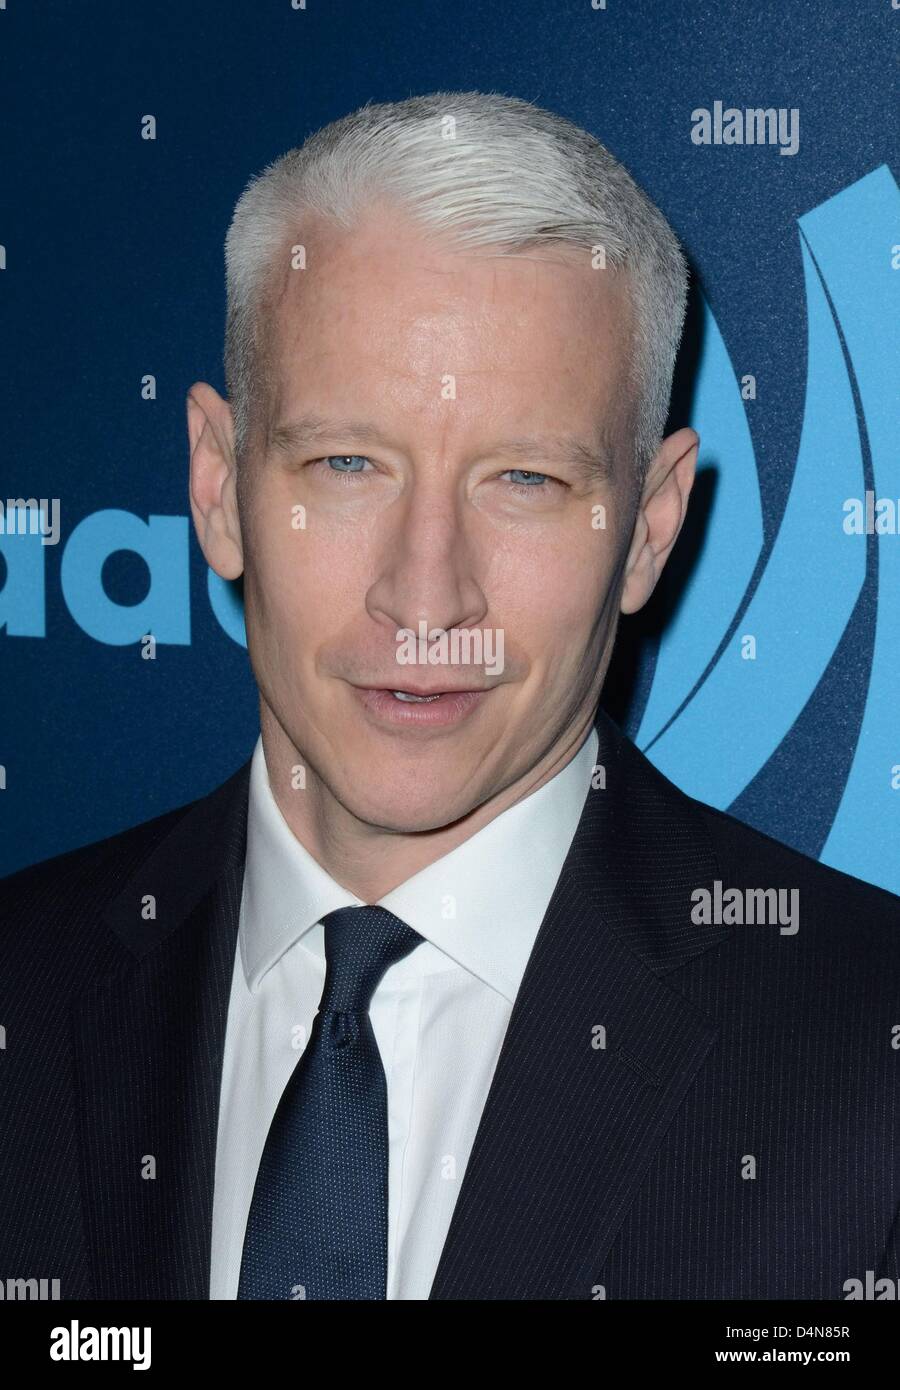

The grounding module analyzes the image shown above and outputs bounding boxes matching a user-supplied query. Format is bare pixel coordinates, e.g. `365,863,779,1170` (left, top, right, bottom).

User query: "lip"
350,684,492,728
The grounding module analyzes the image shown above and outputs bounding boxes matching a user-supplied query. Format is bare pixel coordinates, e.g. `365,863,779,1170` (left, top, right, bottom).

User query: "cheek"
494,531,614,632
246,523,368,651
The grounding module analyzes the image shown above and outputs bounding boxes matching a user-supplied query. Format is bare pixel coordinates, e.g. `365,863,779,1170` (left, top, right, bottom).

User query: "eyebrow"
267,413,614,484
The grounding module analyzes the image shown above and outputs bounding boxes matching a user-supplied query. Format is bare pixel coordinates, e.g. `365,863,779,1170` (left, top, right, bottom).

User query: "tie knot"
318,905,424,1014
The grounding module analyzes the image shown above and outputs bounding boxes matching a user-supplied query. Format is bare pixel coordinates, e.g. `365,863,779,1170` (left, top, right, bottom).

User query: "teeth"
391,690,442,702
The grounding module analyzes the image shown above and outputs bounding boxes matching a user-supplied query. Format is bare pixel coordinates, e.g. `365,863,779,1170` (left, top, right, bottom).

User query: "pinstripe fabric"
1,713,899,1300
0,762,250,1300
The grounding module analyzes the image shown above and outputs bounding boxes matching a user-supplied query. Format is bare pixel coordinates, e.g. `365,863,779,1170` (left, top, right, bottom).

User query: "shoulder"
691,792,900,959
0,759,250,973
1,799,193,919
604,711,900,968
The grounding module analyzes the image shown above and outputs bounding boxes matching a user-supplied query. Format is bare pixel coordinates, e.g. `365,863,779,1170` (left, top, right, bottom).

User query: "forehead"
263,201,634,439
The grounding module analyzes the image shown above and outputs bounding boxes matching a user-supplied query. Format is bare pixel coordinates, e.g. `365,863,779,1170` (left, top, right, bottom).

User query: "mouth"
389,689,444,702
349,683,493,727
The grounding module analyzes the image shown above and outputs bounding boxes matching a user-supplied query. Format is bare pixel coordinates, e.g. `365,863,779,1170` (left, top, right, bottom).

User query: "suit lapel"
428,709,730,1299
72,709,730,1301
72,760,252,1299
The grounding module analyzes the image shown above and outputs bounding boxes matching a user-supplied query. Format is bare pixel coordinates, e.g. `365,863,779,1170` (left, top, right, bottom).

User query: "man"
1,91,898,1302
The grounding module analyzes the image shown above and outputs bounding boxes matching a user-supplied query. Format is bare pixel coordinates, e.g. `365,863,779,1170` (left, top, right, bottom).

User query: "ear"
186,381,244,580
619,426,698,615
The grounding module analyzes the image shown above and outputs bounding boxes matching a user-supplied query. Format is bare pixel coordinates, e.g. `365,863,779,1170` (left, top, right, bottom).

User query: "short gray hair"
223,90,689,486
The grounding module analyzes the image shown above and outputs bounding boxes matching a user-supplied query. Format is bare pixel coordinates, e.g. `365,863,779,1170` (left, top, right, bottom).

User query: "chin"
337,776,477,836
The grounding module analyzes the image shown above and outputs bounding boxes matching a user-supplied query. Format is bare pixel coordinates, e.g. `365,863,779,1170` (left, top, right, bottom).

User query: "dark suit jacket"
2,708,899,1300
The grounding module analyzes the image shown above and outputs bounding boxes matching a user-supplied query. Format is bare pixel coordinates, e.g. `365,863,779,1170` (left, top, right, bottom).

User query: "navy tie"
237,905,425,1300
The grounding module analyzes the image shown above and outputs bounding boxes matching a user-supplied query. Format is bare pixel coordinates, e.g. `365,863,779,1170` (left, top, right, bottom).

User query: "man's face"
233,200,640,832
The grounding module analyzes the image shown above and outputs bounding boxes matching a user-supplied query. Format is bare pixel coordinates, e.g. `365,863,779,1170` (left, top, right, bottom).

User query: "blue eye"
505,469,549,486
305,457,560,498
317,455,371,474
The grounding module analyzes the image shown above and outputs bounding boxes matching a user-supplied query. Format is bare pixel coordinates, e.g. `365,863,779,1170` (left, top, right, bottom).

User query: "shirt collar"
240,723,599,1003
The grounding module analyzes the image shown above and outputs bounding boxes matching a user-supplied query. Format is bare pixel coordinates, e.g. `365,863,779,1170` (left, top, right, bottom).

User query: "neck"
258,704,595,902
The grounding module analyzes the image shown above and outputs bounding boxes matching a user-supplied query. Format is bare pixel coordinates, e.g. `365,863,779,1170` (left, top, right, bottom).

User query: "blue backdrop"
2,0,898,891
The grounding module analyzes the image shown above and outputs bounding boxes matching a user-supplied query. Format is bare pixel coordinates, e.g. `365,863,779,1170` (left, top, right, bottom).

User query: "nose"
364,477,488,641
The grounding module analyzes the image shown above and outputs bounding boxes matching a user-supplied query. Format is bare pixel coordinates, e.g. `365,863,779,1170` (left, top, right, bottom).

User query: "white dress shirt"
209,722,600,1300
